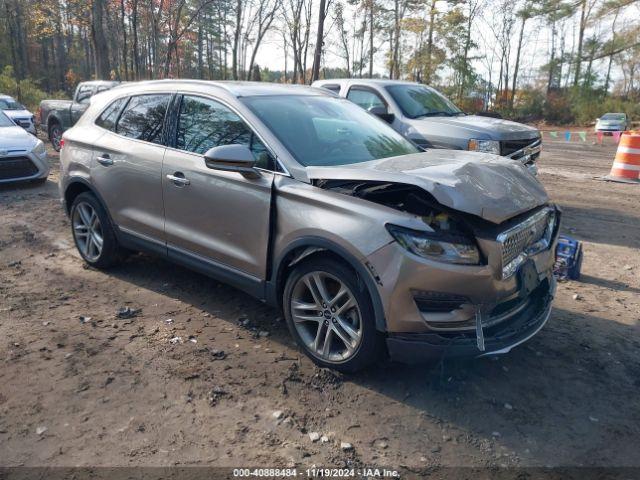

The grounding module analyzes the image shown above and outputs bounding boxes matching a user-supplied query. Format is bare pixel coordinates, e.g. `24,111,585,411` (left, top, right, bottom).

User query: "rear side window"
95,97,128,132
346,87,385,110
176,95,274,170
116,94,170,145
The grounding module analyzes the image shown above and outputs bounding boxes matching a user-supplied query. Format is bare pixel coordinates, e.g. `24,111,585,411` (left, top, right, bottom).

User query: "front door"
162,94,275,280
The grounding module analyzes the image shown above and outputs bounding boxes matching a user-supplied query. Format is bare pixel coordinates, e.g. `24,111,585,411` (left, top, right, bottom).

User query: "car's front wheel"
283,257,381,372
70,192,123,269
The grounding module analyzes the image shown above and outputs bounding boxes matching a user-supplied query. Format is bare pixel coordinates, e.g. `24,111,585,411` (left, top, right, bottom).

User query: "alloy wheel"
72,202,104,262
50,125,62,151
290,271,363,363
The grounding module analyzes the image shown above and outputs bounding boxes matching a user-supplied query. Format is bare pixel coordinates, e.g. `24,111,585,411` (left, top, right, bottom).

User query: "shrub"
0,65,59,111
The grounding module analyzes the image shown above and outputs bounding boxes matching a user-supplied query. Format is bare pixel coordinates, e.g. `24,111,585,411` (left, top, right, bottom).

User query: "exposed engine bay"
315,179,473,236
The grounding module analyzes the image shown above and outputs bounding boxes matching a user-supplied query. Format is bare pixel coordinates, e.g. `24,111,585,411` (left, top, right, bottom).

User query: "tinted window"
346,88,385,110
117,94,170,144
95,97,128,132
242,96,418,167
176,95,274,170
76,86,94,104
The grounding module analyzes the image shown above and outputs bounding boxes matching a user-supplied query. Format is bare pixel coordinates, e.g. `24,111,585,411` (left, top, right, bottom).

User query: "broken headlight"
386,224,480,265
468,139,500,155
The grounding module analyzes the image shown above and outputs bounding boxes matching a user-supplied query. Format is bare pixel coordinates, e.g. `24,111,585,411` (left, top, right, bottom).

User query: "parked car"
0,94,36,135
39,80,119,151
0,110,49,184
59,80,559,372
595,113,629,134
313,79,541,174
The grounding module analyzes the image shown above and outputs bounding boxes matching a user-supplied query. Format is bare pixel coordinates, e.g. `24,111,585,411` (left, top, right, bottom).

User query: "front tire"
70,192,123,269
283,257,381,372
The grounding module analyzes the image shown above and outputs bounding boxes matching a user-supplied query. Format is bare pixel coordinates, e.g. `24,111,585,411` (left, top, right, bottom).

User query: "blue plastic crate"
554,235,583,280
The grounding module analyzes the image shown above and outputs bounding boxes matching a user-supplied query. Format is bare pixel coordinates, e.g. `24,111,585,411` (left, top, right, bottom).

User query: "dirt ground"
1,135,639,474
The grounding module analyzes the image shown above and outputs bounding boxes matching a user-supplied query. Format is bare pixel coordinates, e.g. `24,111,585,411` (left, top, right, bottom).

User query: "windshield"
601,113,625,121
386,84,463,118
0,111,15,127
0,98,23,110
242,95,419,167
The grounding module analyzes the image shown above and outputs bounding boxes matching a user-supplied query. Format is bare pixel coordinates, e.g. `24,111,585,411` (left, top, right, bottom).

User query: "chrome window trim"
92,91,176,143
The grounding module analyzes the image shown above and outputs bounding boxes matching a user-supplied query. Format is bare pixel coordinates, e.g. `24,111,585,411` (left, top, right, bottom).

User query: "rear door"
162,94,275,282
91,93,172,244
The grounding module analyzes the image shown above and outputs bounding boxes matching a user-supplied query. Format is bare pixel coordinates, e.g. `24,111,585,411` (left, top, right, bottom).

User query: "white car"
0,110,49,184
595,113,629,134
0,94,36,135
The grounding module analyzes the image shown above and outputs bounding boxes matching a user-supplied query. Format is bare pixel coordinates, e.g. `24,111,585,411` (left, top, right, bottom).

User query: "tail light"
59,139,65,149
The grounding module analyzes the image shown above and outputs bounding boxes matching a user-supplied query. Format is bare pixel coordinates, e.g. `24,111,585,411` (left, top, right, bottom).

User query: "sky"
247,0,638,88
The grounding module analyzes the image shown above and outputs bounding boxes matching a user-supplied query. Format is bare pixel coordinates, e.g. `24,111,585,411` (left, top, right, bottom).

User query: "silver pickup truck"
39,80,119,151
313,79,541,174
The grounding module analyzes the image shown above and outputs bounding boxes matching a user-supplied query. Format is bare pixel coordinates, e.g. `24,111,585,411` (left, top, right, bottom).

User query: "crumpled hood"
409,115,539,141
307,150,549,224
0,126,38,151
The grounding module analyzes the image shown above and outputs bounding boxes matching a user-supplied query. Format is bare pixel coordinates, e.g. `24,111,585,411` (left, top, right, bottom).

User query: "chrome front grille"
498,207,556,278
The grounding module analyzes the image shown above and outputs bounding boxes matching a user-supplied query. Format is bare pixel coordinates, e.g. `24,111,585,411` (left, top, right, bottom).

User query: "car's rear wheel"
49,122,63,152
70,192,123,269
283,257,381,372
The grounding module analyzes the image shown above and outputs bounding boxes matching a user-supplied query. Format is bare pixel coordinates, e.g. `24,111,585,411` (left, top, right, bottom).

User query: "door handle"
166,173,190,186
96,154,113,166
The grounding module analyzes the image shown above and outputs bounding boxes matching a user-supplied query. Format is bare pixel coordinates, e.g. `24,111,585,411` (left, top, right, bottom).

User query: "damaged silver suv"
59,80,559,372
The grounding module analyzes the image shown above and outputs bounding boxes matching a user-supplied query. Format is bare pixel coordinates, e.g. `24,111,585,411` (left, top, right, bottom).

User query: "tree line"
0,0,639,123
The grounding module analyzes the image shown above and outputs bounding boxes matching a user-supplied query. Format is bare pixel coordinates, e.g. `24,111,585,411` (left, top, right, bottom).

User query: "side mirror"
203,144,258,176
368,105,395,124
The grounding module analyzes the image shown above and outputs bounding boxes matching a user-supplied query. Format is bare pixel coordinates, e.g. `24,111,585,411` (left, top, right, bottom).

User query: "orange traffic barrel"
604,131,640,183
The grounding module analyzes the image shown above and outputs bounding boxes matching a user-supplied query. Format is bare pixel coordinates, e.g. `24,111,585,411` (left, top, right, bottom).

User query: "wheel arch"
63,178,113,226
267,236,387,332
47,114,62,130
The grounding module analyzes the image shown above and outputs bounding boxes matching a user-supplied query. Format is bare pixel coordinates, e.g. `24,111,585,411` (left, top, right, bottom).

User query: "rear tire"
70,192,124,269
283,256,382,373
48,122,63,152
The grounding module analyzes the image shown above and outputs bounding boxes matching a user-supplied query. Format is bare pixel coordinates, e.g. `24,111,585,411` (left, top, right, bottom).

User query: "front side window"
95,97,128,132
242,95,419,167
346,88,385,110
386,84,463,119
116,94,170,145
176,95,274,170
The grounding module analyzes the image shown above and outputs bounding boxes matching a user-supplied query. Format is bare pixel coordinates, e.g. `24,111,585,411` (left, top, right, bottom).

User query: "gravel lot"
1,137,639,474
